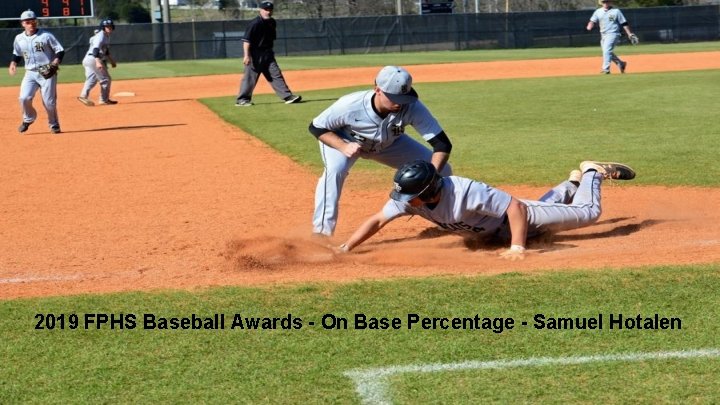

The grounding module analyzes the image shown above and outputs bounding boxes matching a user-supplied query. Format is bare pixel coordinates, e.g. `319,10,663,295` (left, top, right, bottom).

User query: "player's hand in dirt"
499,246,526,261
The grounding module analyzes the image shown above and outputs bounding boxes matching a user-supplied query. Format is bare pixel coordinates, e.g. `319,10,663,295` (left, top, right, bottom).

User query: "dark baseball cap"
260,1,274,10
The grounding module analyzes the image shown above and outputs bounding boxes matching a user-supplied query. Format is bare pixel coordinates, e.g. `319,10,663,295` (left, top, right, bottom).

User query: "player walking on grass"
78,18,118,106
235,1,301,106
9,10,65,134
587,0,636,74
309,65,453,236
336,160,635,260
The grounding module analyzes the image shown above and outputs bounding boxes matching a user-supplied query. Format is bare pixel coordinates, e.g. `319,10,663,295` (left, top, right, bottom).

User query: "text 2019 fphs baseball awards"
33,313,682,332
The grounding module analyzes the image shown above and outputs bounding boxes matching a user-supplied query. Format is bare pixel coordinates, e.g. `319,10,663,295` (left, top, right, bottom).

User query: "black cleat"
284,95,302,104
18,122,32,133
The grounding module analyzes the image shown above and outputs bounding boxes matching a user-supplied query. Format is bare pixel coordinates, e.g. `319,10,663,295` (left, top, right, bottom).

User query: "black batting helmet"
99,18,115,30
390,160,443,202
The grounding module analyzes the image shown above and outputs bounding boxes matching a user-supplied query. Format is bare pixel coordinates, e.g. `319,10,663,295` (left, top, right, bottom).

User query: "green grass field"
0,41,718,87
2,266,719,402
2,44,720,403
202,69,720,186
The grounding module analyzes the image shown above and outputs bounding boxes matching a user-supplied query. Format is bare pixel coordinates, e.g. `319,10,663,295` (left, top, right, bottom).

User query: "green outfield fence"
1,5,717,64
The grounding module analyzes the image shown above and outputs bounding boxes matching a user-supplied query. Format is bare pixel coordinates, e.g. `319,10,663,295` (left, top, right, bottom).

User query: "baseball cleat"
235,99,253,107
77,97,94,106
284,95,302,104
50,126,61,134
619,61,627,74
568,170,582,183
580,161,635,180
18,122,32,133
98,99,118,105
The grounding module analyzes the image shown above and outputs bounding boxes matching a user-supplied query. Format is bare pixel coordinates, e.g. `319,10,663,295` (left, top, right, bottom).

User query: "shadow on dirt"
373,218,666,253
553,219,666,242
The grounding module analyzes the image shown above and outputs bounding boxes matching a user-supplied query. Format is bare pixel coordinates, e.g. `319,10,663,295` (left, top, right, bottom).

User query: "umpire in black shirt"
235,1,301,106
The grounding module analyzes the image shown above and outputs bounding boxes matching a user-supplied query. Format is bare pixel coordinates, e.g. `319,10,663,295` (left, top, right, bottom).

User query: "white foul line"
344,348,720,405
0,275,83,284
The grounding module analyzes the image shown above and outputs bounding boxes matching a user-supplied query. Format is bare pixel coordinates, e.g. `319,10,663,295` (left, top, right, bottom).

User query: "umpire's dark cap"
260,1,274,10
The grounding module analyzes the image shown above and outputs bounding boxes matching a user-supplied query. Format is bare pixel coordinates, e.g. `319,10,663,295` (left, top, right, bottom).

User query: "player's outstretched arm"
430,151,450,173
338,211,394,253
499,197,528,261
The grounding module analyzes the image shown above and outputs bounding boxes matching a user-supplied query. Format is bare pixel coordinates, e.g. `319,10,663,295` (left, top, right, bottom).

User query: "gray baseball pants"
19,71,59,129
236,51,292,103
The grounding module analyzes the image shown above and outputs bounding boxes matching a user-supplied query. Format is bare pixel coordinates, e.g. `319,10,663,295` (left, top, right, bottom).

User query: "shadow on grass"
63,123,187,134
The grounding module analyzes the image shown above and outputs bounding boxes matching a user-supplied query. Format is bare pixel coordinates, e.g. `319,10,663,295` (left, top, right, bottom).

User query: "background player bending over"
78,18,118,106
336,160,635,260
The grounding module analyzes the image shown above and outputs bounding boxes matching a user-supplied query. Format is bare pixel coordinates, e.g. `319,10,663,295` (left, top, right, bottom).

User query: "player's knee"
323,169,349,182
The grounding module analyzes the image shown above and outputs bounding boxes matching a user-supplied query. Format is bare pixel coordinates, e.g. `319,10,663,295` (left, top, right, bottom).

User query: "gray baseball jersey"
590,7,627,34
312,90,443,153
312,90,452,236
384,176,511,236
13,28,64,129
381,172,602,240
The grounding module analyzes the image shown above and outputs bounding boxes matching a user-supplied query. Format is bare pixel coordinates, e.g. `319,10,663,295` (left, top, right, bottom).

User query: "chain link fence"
1,5,717,65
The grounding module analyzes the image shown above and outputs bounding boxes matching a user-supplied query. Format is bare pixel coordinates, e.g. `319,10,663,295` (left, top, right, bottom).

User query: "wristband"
509,245,526,252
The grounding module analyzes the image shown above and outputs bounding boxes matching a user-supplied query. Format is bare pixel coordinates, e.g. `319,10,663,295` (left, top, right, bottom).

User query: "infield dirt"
2,52,719,299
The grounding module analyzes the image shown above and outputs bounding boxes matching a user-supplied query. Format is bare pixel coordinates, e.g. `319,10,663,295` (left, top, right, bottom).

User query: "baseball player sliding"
335,160,636,260
9,10,65,134
309,65,453,236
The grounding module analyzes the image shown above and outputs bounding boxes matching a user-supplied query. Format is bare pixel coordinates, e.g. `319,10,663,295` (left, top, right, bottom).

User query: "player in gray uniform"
78,18,118,106
587,0,635,74
309,66,453,236
336,160,635,260
8,10,65,134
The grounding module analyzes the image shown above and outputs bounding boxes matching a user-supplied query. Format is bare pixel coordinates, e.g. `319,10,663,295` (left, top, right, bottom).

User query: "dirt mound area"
222,236,337,270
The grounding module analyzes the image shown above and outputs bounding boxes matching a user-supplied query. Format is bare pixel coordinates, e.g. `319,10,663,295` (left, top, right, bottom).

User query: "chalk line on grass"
344,348,720,404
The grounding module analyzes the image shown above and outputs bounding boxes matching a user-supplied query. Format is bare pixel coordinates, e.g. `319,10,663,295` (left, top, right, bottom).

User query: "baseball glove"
38,63,59,79
629,34,639,45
